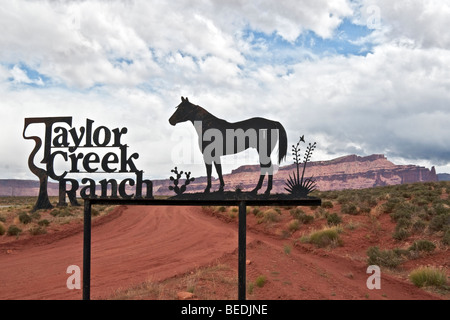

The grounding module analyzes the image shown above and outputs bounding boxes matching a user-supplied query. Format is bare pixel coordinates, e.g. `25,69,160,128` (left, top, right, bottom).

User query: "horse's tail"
275,122,288,164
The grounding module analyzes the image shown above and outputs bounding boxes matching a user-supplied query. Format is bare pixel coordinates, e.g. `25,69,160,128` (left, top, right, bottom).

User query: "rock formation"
0,154,440,197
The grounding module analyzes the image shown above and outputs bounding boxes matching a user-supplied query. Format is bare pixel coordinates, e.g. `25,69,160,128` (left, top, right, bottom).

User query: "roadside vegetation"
0,197,114,240
201,180,450,297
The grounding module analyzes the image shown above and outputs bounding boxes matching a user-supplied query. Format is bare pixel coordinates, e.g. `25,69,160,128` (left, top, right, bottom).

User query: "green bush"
255,275,267,288
305,226,342,248
0,214,6,223
393,228,410,241
341,203,358,215
326,212,342,226
0,222,5,235
38,219,50,227
29,226,47,235
412,220,426,233
30,211,41,220
290,208,314,224
442,229,450,245
7,225,22,236
321,201,334,209
260,209,281,223
18,212,32,224
50,208,73,217
429,213,449,232
409,267,447,288
366,246,403,268
408,240,436,253
288,219,300,232
382,198,402,214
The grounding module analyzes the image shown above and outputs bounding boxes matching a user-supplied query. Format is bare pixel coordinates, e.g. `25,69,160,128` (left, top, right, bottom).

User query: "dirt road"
0,205,443,300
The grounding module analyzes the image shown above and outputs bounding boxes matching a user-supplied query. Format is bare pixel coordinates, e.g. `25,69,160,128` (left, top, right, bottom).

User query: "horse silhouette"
169,97,287,195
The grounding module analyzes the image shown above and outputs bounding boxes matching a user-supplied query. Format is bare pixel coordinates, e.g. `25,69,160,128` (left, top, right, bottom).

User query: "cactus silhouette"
168,167,195,195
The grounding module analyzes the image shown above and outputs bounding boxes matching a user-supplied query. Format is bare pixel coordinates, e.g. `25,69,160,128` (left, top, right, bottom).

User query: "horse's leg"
251,174,265,194
263,160,273,195
265,173,273,195
204,163,212,193
214,161,225,192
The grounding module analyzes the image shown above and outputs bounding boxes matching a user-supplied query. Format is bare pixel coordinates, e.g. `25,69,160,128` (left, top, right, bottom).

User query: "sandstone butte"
0,154,439,197
152,154,439,195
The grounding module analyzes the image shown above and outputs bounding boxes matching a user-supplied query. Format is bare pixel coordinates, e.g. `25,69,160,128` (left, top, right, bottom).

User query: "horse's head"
169,96,194,126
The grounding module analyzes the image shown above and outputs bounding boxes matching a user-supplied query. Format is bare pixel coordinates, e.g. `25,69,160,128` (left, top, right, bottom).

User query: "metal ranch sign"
23,97,321,300
23,117,152,210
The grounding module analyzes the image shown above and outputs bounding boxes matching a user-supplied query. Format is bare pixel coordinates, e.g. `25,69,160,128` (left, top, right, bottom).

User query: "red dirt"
0,205,447,300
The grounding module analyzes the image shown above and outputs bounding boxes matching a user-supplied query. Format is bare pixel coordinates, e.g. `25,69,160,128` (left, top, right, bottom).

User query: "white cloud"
355,0,450,49
1,0,450,181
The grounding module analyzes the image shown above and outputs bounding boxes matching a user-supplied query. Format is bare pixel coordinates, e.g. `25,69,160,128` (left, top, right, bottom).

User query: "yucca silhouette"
285,136,317,197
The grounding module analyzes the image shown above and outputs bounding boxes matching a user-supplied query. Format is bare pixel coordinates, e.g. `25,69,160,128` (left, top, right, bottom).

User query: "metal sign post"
81,197,321,300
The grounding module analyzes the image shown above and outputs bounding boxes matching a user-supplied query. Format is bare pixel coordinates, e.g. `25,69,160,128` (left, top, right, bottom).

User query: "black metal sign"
23,97,321,300
23,117,153,211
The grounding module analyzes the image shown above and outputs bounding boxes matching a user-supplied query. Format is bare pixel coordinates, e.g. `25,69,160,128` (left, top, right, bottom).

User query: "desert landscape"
0,180,448,301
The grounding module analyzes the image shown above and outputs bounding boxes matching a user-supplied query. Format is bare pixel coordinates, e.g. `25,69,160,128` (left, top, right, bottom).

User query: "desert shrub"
337,195,353,205
392,228,410,241
252,208,263,217
381,197,402,214
18,212,32,224
326,212,342,226
29,211,41,220
442,229,450,245
50,207,73,217
321,200,333,209
412,220,426,233
341,203,358,215
290,208,314,224
412,196,429,207
0,214,6,223
255,275,267,288
91,208,100,217
366,246,403,268
287,219,300,232
431,203,450,216
390,203,415,222
429,213,450,232
396,217,412,229
408,240,436,253
304,226,342,248
359,204,371,214
38,219,50,227
409,267,447,288
283,244,291,255
7,225,22,236
366,197,378,208
29,226,47,235
0,222,5,235
289,208,305,219
260,209,281,223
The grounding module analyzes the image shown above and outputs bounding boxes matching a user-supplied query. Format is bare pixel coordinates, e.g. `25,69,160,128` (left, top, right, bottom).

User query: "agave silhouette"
284,136,317,197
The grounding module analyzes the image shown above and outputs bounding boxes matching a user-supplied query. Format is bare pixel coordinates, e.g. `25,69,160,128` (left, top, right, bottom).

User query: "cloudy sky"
1,0,450,182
